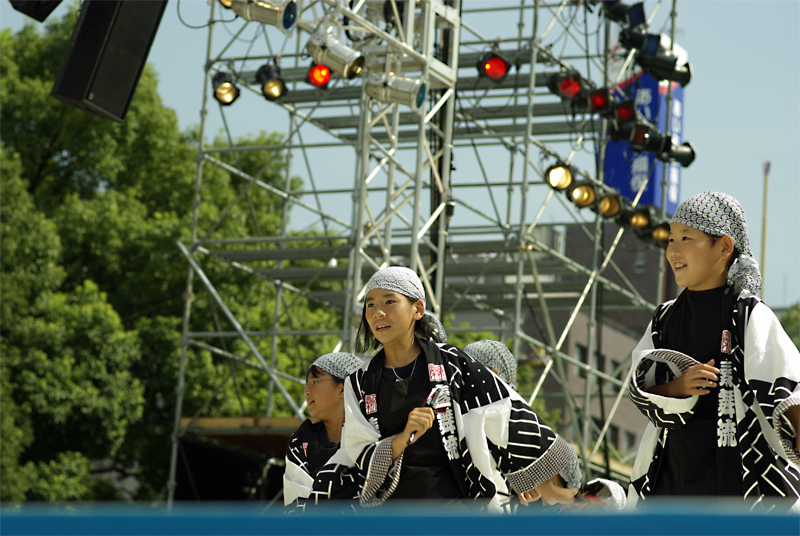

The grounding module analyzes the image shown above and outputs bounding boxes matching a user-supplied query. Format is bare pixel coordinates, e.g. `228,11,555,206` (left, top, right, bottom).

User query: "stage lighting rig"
547,71,593,102
544,162,575,191
230,0,298,35
618,205,653,232
651,221,670,247
620,29,692,87
306,63,331,88
602,1,645,29
477,50,512,82
596,193,624,218
567,181,597,209
610,122,696,168
256,63,287,101
306,25,365,80
212,72,240,105
589,88,636,124
365,73,427,113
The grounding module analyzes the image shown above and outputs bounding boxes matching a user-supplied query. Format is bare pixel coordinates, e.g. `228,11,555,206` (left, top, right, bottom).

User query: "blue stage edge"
2,501,798,536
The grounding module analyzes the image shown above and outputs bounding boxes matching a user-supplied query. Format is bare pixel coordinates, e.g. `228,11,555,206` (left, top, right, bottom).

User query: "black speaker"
50,0,168,123
9,0,63,23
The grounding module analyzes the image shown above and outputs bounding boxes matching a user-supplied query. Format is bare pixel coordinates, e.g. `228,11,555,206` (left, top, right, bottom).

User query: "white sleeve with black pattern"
744,303,800,467
628,323,699,428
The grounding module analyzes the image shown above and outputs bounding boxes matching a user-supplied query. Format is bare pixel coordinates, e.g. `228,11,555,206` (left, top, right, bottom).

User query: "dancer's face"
364,289,424,349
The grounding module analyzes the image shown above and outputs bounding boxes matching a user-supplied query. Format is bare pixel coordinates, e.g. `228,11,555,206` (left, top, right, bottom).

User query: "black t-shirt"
377,354,464,499
654,286,743,497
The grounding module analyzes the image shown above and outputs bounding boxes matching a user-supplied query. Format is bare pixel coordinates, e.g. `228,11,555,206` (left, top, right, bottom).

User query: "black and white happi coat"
628,291,800,511
333,338,575,510
284,420,332,510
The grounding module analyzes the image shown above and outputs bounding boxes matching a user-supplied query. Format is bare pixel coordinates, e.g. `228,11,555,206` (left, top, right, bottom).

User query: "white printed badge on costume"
428,364,446,382
365,394,377,414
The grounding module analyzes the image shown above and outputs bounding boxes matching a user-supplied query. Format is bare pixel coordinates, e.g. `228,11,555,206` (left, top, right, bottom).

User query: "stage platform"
3,501,798,536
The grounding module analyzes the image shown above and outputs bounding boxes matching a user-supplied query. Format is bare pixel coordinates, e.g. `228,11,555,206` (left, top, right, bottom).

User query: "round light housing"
569,183,596,208
544,164,574,191
212,72,239,105
630,209,651,230
652,222,670,245
560,76,582,99
307,63,331,88
598,195,622,218
256,64,287,101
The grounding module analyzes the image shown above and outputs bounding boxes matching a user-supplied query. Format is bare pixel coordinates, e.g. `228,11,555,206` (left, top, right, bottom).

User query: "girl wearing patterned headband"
327,266,579,509
284,352,363,510
627,192,800,510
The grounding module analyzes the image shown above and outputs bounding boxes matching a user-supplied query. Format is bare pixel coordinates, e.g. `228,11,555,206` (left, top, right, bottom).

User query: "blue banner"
604,71,684,216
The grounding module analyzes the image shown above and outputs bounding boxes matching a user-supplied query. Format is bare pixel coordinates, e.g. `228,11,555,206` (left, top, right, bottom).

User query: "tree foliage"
1,7,340,502
780,303,800,351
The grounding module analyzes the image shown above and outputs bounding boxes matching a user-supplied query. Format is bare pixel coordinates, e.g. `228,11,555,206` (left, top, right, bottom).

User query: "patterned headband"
671,191,762,296
363,266,447,342
311,352,363,380
465,340,517,388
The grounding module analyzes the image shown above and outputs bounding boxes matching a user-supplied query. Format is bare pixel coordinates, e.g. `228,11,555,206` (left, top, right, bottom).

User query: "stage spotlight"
612,123,697,167
256,63,287,101
652,222,670,246
306,26,365,80
590,89,637,123
626,207,652,231
307,63,331,88
636,53,692,87
365,73,427,112
230,0,297,34
597,194,623,218
567,182,597,208
620,29,692,87
619,29,660,56
544,163,574,191
218,0,233,8
547,71,588,100
602,1,645,28
477,51,511,82
614,100,636,123
589,88,610,111
212,72,240,105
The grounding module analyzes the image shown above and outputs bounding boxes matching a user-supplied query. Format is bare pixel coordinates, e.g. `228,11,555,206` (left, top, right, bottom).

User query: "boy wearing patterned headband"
284,352,363,510
329,266,579,510
627,192,800,510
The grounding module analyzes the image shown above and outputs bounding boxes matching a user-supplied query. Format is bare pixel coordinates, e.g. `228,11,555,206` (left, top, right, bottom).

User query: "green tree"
780,303,800,350
1,146,144,501
2,8,341,501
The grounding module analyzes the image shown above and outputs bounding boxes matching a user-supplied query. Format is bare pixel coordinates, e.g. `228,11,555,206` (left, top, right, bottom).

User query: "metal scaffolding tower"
168,0,679,505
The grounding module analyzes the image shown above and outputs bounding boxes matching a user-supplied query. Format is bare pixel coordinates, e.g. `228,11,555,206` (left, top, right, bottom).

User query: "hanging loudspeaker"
50,0,168,123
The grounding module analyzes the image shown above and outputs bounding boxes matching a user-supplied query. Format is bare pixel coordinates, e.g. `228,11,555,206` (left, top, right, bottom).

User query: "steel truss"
168,0,677,504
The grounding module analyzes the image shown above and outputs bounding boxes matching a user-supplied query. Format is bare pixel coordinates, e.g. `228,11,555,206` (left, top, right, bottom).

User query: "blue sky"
3,0,798,308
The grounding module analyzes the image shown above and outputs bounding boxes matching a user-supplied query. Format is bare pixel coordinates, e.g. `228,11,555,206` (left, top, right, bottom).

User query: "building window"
608,424,620,450
624,431,637,454
633,249,646,274
611,359,624,379
574,343,606,379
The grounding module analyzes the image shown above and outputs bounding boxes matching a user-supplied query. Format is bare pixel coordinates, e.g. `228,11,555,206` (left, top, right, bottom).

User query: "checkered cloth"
312,352,363,380
464,340,517,388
